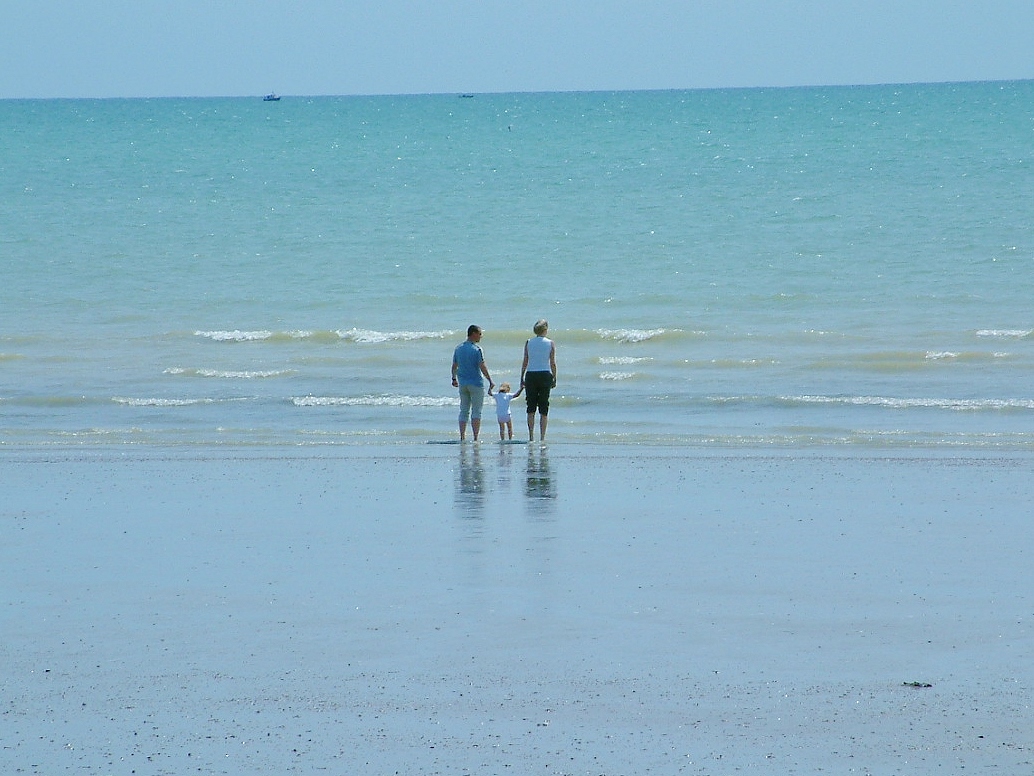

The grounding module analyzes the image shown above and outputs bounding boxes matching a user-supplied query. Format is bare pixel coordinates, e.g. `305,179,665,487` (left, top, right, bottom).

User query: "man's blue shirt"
453,340,484,386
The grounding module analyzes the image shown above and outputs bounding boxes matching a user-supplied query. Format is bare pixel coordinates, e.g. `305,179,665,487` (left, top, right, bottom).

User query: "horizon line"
2,77,1031,102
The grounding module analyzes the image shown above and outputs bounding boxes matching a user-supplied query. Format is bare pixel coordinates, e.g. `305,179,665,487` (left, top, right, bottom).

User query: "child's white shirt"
492,391,515,420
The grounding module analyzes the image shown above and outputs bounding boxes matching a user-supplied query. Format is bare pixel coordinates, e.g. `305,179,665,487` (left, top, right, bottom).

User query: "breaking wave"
164,367,295,379
292,395,458,408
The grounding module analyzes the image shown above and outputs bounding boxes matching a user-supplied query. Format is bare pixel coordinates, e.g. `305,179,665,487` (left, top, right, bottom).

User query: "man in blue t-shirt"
451,324,494,441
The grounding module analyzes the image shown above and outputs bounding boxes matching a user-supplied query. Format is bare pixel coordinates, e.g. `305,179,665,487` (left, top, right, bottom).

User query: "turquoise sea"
2,81,1033,449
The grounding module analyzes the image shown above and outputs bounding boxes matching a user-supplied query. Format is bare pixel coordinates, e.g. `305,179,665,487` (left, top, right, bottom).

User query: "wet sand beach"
2,445,1031,773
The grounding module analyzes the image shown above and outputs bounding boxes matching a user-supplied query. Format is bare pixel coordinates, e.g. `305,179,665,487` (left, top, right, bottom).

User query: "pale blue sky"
3,0,1032,99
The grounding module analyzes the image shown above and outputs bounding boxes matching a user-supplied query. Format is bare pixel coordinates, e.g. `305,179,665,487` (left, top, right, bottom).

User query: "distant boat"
263,93,281,102
459,94,475,98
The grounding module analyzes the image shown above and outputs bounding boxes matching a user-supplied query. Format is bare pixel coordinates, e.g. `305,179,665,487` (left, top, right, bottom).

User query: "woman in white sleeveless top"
520,319,557,441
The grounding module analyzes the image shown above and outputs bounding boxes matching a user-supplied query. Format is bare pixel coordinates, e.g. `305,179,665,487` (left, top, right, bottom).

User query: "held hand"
452,377,458,386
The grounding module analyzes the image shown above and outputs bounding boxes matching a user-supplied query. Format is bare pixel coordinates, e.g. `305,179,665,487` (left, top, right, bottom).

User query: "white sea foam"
599,372,636,381
976,329,1032,338
337,328,453,344
113,397,217,407
596,328,669,343
925,351,959,360
51,428,145,439
598,356,651,365
165,368,294,378
787,395,1034,411
194,330,273,342
705,358,778,367
293,395,457,407
192,328,453,344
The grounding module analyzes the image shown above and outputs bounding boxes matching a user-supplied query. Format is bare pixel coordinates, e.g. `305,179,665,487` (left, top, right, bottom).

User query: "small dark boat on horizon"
263,93,281,102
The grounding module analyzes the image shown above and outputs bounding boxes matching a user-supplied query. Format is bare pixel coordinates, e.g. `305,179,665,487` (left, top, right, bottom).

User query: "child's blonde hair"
499,382,511,393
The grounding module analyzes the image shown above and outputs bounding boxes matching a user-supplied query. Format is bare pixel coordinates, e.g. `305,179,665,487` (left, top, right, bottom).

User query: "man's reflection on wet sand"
455,443,485,517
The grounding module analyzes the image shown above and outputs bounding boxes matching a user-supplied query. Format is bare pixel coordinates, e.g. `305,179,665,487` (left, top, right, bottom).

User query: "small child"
488,382,523,440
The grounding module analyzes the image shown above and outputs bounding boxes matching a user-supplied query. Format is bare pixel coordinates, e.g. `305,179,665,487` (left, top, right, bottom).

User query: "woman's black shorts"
524,371,553,415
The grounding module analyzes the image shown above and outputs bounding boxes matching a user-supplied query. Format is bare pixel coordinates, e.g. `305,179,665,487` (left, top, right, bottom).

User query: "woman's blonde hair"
533,319,549,335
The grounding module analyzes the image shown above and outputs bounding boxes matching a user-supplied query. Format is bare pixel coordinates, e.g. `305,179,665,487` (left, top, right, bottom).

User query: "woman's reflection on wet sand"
525,443,556,509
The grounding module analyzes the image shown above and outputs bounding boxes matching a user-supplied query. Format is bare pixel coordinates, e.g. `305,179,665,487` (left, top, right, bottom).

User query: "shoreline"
7,437,1034,457
2,444,1031,772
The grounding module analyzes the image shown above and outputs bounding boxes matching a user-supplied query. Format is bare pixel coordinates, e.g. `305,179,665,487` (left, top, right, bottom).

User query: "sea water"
2,82,1033,449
